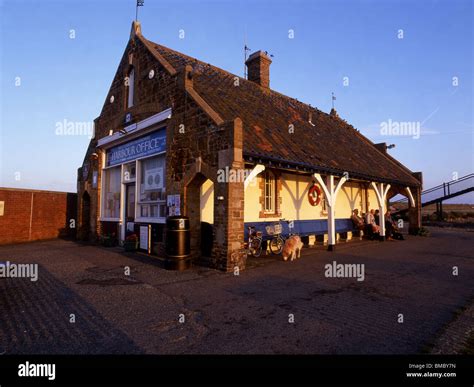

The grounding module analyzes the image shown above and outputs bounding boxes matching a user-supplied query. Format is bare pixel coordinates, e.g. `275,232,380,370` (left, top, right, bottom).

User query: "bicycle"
247,226,263,257
267,219,298,255
266,222,285,255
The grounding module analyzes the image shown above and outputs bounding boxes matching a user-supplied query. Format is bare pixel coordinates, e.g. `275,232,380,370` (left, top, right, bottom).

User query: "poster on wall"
174,195,181,216
167,194,181,216
145,167,163,191
139,226,149,250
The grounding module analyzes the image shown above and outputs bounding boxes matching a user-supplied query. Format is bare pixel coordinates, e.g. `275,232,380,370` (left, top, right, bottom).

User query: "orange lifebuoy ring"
308,185,321,206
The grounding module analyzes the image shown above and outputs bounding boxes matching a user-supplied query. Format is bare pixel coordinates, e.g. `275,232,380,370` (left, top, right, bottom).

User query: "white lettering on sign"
107,129,166,166
179,219,185,229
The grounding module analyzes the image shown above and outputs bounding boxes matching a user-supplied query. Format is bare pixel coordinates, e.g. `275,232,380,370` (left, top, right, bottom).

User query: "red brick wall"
0,188,77,245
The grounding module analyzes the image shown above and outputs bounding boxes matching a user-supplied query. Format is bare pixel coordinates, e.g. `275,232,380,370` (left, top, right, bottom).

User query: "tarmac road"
0,227,472,354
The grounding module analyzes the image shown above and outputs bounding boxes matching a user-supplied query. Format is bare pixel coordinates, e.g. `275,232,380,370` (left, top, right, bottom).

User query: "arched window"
127,67,135,108
263,170,276,213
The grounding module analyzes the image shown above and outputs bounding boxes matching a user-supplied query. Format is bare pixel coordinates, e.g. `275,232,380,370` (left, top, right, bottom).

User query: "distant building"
77,22,422,271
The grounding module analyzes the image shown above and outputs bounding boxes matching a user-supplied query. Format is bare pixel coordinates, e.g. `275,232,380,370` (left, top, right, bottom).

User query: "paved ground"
0,227,472,354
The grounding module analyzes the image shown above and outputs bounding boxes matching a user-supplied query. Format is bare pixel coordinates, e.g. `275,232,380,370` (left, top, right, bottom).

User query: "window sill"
259,211,282,219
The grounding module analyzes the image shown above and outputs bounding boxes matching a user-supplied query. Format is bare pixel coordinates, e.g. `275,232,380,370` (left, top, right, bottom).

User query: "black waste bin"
165,216,191,270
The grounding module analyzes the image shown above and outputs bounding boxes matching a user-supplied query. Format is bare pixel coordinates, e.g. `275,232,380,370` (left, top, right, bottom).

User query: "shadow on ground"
0,265,142,354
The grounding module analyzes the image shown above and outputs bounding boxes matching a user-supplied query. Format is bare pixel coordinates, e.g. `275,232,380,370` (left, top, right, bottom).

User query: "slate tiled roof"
145,38,420,187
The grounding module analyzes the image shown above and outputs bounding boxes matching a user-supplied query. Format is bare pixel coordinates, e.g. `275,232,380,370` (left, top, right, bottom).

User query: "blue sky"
1,0,473,202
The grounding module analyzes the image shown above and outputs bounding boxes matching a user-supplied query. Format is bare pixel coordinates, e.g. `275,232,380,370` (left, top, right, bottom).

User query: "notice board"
139,226,149,251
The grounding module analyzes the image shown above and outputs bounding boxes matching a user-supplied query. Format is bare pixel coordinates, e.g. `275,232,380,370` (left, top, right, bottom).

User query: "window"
263,171,276,213
138,155,166,219
103,167,121,218
127,67,135,108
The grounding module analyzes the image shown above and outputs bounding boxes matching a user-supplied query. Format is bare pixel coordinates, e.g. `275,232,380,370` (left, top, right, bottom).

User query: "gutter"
243,152,421,188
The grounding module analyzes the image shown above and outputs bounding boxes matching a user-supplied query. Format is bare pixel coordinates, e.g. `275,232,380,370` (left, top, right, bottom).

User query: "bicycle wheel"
250,238,263,257
270,236,284,255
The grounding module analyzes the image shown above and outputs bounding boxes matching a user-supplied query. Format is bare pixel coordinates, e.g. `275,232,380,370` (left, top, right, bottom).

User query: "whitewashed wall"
199,172,382,224
200,178,214,224
244,172,379,223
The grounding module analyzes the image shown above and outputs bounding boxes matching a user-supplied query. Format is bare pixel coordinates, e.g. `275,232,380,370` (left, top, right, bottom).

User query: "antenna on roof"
331,92,336,110
135,0,144,22
243,25,254,79
243,27,251,79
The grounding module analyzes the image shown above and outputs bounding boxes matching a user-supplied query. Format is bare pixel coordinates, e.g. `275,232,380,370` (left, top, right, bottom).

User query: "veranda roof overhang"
243,152,421,189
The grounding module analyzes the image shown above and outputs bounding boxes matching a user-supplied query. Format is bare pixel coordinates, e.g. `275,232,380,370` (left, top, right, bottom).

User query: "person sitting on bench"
366,209,380,235
351,209,365,230
374,209,380,225
385,210,404,240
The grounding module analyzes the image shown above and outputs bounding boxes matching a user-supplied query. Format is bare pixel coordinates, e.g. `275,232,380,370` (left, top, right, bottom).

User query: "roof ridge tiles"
139,35,419,187
145,38,327,115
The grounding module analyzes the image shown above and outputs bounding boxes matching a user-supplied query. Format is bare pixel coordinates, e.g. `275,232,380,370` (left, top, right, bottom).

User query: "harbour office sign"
106,129,166,167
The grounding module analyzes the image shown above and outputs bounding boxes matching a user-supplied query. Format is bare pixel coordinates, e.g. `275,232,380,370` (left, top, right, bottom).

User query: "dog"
282,235,303,261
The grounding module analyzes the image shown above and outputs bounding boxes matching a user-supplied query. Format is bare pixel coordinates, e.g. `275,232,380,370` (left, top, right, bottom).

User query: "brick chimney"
374,143,387,153
245,50,272,88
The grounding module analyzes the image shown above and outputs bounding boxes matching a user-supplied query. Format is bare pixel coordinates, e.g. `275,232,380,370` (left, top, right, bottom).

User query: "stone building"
77,22,422,271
